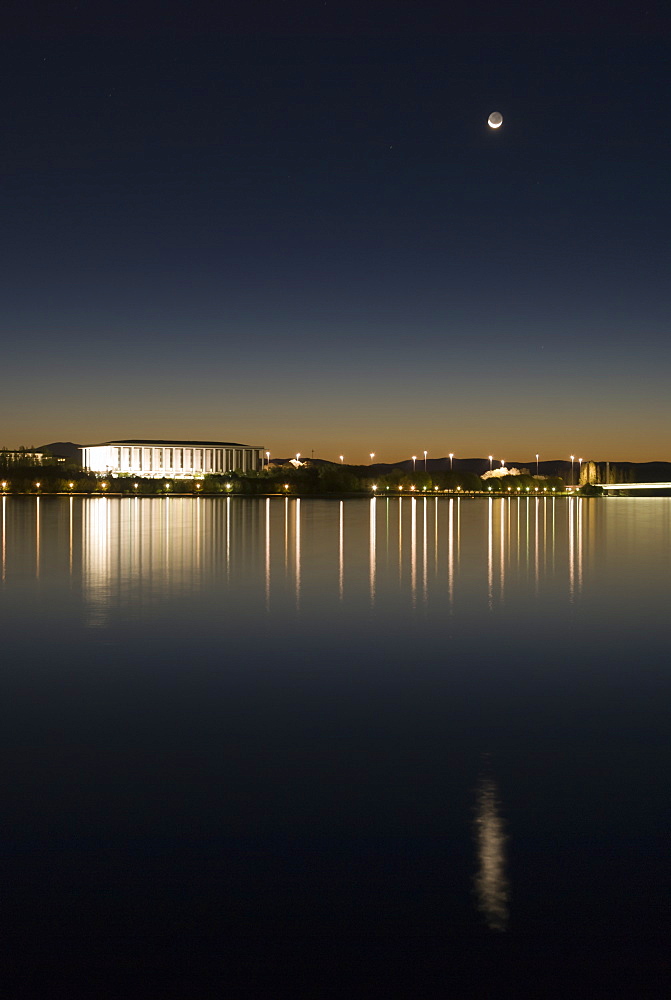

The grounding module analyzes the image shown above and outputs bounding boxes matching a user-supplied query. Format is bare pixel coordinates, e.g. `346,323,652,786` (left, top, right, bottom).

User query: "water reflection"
410,497,417,604
265,497,270,609
35,496,41,579
1,495,6,581
500,498,506,601
474,768,509,931
369,497,376,604
448,498,454,607
422,498,428,603
398,497,403,584
568,497,585,600
339,501,344,600
295,497,301,609
0,494,604,620
487,498,493,608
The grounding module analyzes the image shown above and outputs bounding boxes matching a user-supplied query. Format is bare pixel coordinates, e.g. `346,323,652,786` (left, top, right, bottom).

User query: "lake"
1,495,669,995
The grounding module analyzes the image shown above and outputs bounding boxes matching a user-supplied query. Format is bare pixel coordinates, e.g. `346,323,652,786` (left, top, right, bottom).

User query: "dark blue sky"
2,1,670,461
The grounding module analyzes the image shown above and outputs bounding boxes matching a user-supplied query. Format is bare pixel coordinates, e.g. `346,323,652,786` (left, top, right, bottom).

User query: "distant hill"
38,442,82,463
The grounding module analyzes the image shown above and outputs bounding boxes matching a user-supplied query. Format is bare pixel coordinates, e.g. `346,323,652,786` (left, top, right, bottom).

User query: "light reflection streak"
475,771,509,931
434,498,439,574
69,496,73,578
568,497,575,600
457,497,461,569
534,498,540,593
1,495,5,581
284,496,289,578
295,498,301,609
448,498,454,608
398,498,403,584
516,497,520,568
195,494,202,574
525,498,530,574
385,498,390,563
35,496,40,579
577,497,583,592
422,498,428,603
83,497,111,626
164,496,171,582
339,500,344,600
499,499,505,601
487,498,493,609
265,497,270,609
410,498,417,605
369,497,376,604
224,496,229,580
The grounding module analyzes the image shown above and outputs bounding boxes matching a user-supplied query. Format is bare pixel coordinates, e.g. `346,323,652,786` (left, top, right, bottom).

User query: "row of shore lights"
368,485,559,494
0,481,227,493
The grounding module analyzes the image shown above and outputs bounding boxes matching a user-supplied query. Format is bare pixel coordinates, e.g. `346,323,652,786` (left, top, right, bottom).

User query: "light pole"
449,453,453,471
296,453,301,463
570,455,574,486
266,451,270,468
370,453,375,464
424,450,427,471
578,457,582,484
412,455,416,472
536,453,539,476
489,455,493,472
339,455,344,464
501,459,505,469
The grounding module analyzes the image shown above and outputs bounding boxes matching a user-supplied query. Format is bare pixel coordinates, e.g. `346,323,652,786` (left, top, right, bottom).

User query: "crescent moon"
488,112,503,129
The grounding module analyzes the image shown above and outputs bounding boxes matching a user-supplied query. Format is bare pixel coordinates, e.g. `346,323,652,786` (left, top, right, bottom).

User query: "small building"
0,449,45,466
81,440,264,478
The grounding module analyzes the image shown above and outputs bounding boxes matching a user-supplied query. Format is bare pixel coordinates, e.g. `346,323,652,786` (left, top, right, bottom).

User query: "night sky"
2,1,670,462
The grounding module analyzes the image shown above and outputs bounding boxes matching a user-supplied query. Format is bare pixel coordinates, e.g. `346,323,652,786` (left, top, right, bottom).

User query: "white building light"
80,439,264,479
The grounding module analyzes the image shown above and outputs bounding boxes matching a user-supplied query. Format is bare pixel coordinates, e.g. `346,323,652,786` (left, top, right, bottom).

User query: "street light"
536,453,539,476
449,453,453,470
266,451,270,467
424,450,427,471
370,453,375,463
339,455,344,464
501,459,505,469
578,457,583,484
296,453,300,462
412,455,416,471
570,455,575,485
489,455,493,471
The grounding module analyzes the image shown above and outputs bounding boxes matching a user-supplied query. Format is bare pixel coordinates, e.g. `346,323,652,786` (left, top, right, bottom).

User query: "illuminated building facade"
81,439,264,478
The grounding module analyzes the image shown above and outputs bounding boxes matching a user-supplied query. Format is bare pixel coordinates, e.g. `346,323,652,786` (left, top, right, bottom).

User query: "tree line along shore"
0,456,602,495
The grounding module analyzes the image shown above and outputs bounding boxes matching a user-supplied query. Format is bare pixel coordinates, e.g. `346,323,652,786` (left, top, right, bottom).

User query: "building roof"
82,440,263,448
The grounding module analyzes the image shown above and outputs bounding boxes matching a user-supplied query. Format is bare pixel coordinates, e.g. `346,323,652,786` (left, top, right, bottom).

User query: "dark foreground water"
1,495,670,997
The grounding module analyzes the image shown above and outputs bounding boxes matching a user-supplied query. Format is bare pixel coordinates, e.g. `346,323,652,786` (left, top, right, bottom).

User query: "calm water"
1,495,670,996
